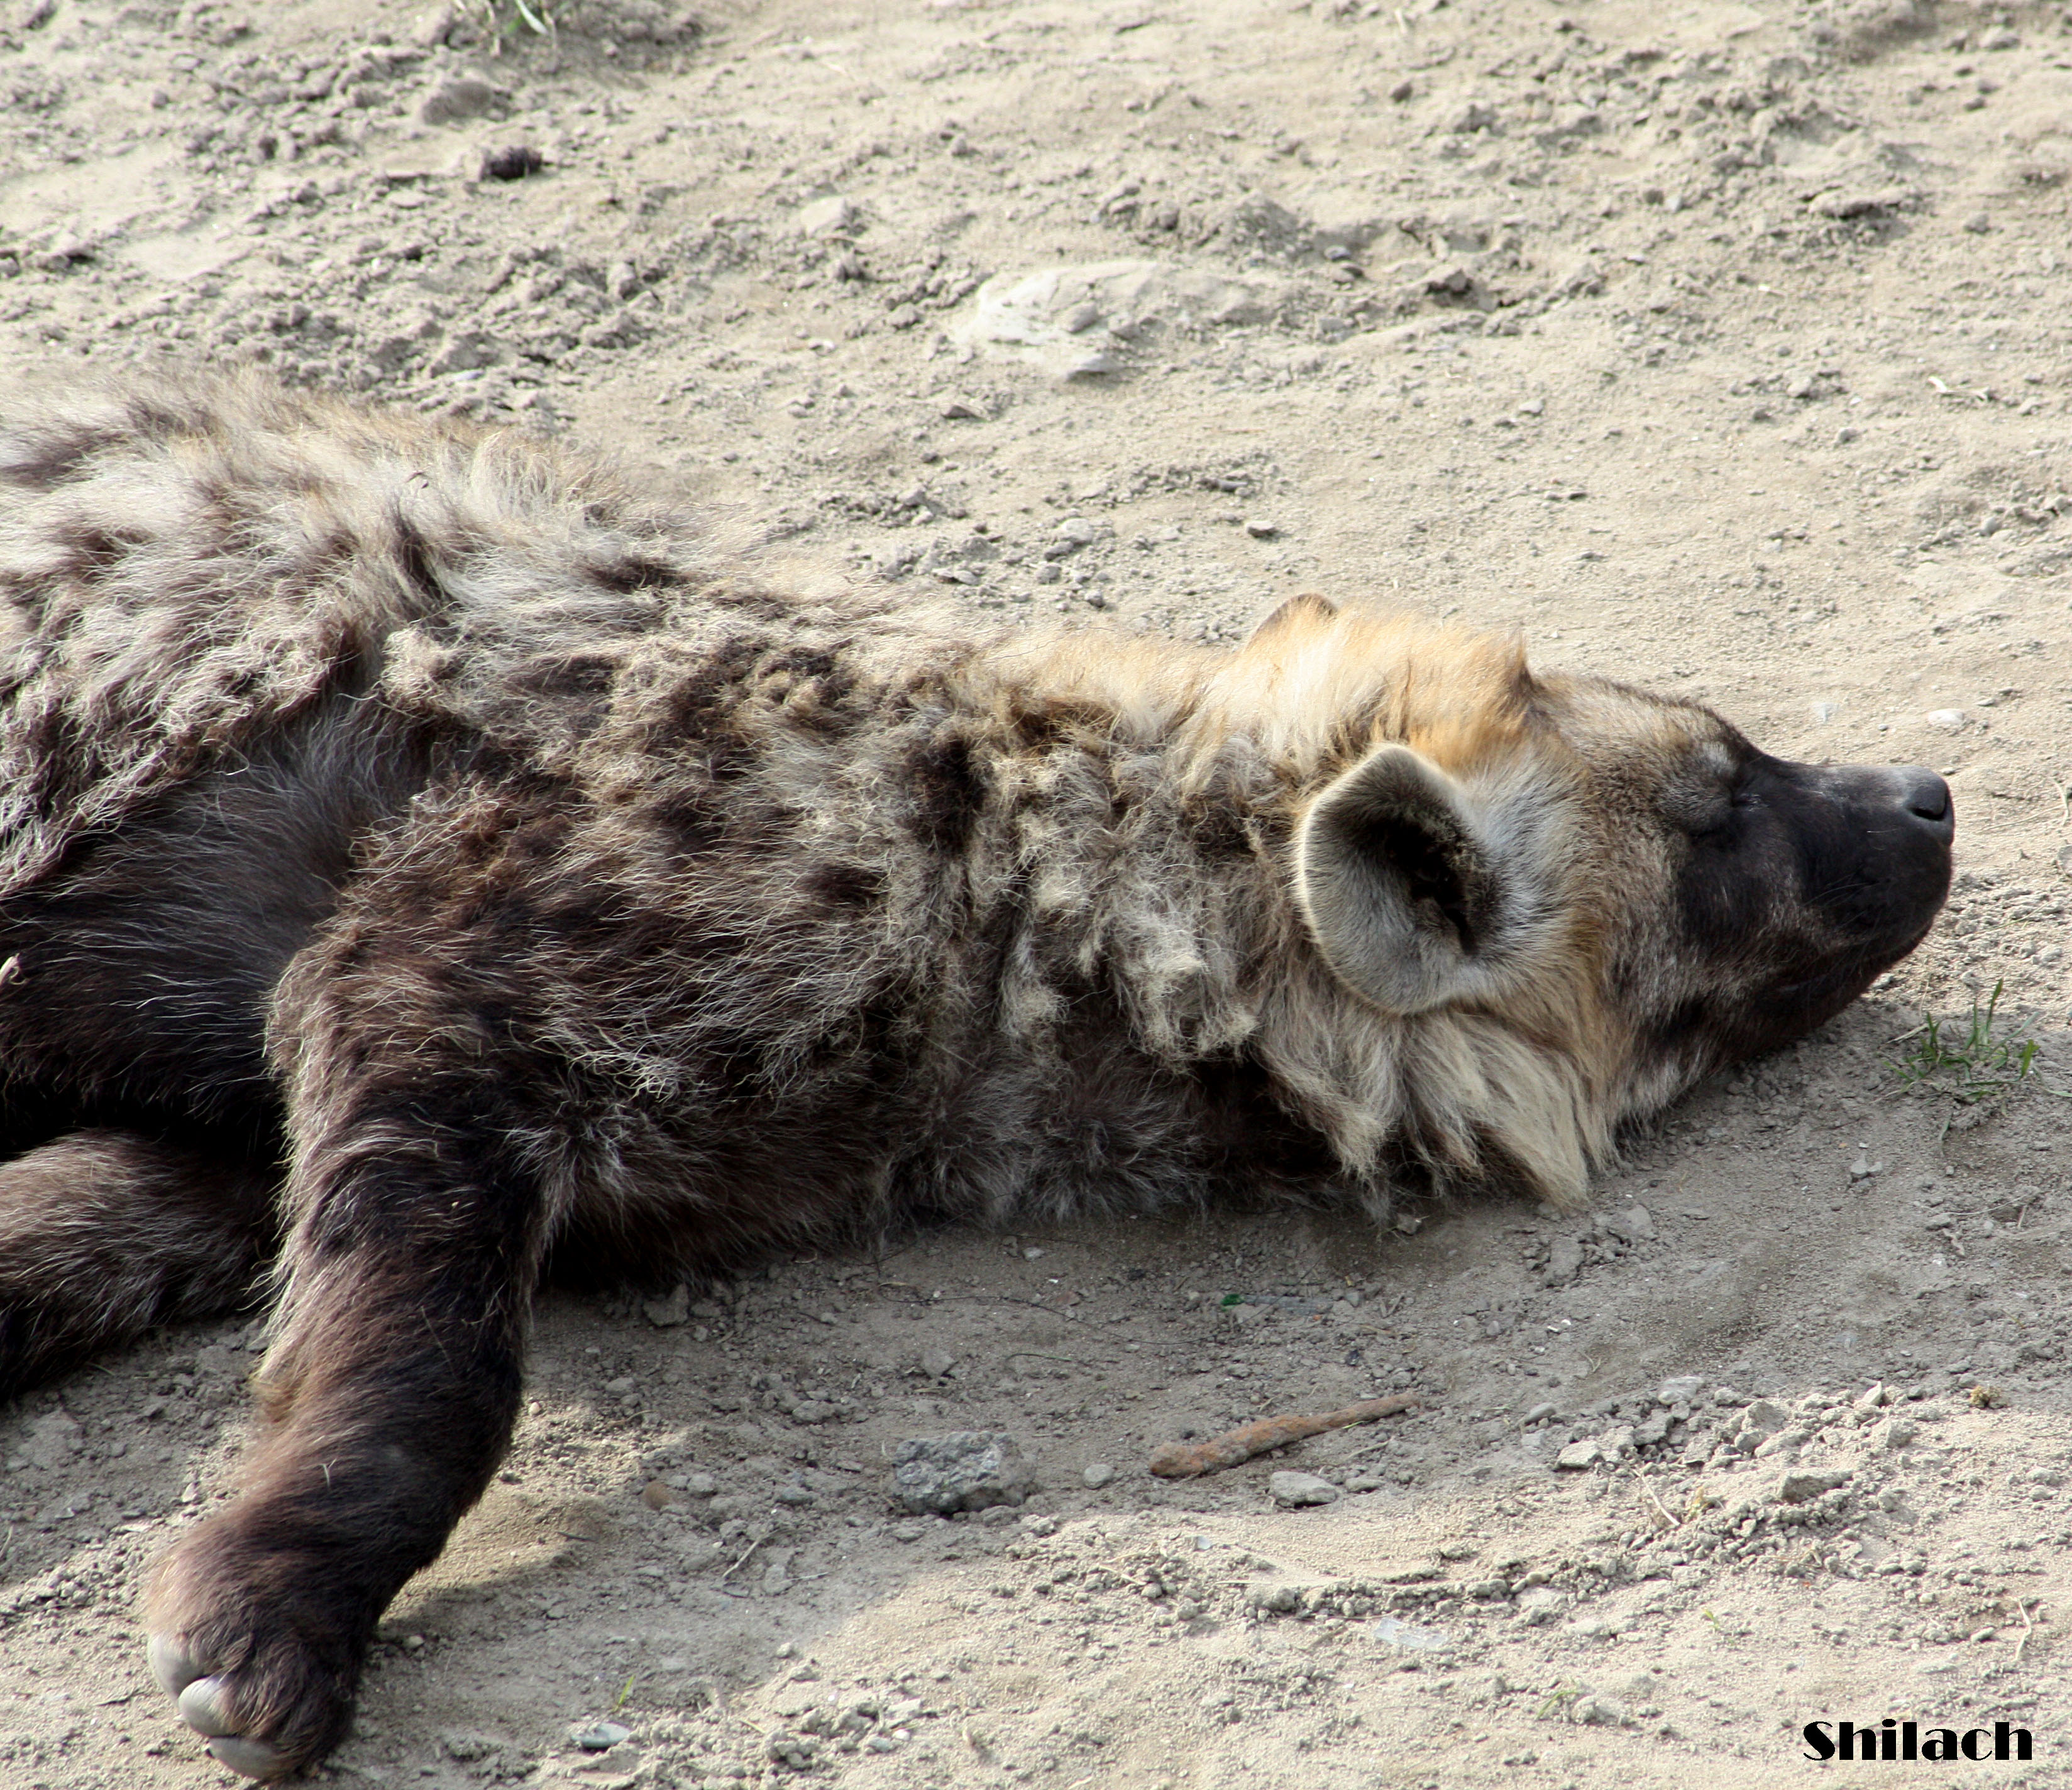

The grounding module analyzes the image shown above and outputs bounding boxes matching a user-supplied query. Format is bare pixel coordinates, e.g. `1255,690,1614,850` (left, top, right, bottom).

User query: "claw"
148,1632,205,1698
177,1675,240,1738
208,1734,294,1781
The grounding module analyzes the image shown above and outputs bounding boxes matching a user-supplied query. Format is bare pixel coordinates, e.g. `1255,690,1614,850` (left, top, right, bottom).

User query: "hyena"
0,376,1950,1778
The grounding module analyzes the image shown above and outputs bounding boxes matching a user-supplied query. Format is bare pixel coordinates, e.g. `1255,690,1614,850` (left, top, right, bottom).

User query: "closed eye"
1679,779,1751,842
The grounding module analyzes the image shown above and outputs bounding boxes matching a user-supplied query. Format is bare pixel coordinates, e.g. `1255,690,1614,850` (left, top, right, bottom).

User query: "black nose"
1896,766,1953,833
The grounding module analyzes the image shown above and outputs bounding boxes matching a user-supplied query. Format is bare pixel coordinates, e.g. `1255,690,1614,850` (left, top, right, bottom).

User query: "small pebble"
1083,1462,1115,1488
481,144,546,182
1269,1470,1341,1507
420,73,503,127
571,1720,632,1752
641,1285,690,1327
1776,1468,1849,1505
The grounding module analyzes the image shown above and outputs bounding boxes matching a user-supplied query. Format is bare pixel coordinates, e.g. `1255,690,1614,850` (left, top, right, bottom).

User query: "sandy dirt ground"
5,0,2072,1785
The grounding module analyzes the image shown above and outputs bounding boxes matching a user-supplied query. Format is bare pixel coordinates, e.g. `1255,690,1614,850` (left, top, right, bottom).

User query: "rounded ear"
1244,591,1338,649
1293,744,1509,1014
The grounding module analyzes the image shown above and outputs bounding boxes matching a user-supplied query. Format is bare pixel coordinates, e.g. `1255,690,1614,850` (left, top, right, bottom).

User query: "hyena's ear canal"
1294,744,1506,1014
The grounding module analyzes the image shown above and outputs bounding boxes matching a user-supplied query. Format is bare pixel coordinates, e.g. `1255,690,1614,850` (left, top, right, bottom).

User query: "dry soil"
4,0,2072,1786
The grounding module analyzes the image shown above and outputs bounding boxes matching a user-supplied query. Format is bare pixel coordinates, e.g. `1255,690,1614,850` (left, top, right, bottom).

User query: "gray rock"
480,144,545,182
1554,1439,1602,1471
1808,186,1912,221
1521,1401,1558,1425
1603,1204,1654,1242
571,1720,632,1751
412,3,458,47
427,331,505,376
1269,1470,1342,1507
891,1432,1035,1515
1657,1375,1705,1406
1872,1417,1919,1451
193,1343,242,1380
768,1731,818,1767
421,72,505,127
22,1410,82,1470
796,195,857,237
1543,1236,1585,1285
641,1285,690,1327
1730,1399,1790,1452
1776,1468,1850,1505
1371,1613,1449,1650
1082,1462,1115,1488
1516,1586,1569,1625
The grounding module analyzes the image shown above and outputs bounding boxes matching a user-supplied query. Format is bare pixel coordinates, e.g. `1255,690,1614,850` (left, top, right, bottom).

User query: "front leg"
145,1075,553,1779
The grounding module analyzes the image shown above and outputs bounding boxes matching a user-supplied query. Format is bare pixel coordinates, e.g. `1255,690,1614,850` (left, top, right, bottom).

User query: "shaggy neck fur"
944,610,1626,1216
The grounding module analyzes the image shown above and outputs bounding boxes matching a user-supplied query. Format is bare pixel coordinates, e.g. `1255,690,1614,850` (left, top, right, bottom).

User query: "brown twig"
1147,1394,1424,1478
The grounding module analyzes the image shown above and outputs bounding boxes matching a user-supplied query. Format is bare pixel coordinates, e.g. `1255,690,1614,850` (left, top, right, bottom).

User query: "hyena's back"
0,373,695,897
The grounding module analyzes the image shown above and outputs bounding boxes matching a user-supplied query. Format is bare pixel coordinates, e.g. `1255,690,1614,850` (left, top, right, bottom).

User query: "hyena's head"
1260,606,1953,1143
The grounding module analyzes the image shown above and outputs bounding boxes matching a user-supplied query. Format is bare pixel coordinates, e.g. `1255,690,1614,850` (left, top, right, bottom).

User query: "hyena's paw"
147,1635,296,1780
145,1520,368,1781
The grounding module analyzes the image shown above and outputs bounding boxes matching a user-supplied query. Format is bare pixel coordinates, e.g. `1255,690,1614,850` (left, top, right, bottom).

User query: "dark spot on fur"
664,639,764,737
683,730,747,784
805,861,885,907
1006,706,1067,753
0,423,123,490
706,583,793,623
52,522,132,577
647,790,720,857
1186,801,1252,857
698,1028,768,1104
907,732,984,853
587,555,679,595
773,647,840,682
392,513,446,615
512,654,619,698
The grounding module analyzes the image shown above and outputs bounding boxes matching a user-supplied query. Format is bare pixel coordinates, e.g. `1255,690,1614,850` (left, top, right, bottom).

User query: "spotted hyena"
0,376,1950,1777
